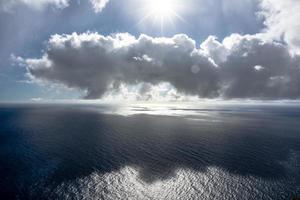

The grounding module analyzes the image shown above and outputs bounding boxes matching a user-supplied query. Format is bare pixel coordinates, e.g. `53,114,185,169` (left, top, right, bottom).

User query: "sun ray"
136,11,155,26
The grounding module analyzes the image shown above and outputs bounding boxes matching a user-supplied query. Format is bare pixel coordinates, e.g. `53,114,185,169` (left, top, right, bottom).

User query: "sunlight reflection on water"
52,158,298,200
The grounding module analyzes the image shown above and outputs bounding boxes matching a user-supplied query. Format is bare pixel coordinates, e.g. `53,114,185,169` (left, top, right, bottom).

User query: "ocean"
0,103,299,199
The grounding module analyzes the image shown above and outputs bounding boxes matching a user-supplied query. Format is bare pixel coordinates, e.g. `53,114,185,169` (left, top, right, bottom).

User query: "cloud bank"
24,32,300,100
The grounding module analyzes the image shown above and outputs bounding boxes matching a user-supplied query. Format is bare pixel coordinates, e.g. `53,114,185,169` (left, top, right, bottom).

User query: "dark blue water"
0,103,300,199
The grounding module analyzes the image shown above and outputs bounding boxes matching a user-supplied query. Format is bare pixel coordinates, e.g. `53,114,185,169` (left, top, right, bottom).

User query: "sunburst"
137,0,185,35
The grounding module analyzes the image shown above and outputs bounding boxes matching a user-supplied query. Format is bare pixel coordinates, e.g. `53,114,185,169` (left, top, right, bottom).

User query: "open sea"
0,103,300,199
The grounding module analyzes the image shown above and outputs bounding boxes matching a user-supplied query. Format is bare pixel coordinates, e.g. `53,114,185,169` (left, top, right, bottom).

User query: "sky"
0,0,300,102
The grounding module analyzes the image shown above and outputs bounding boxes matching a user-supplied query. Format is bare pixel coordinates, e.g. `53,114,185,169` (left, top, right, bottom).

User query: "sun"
148,0,175,19
137,0,185,34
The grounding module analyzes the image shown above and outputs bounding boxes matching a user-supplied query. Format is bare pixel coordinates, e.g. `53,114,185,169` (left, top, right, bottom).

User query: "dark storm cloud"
25,32,300,99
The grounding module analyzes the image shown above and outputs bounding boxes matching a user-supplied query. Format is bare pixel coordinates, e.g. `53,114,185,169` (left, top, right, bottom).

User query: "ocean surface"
0,103,300,199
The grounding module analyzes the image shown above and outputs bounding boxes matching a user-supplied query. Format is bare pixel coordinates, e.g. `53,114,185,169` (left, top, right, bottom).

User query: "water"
0,103,300,199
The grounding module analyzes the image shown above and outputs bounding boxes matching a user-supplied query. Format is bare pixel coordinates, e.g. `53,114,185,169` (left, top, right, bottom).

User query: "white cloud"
90,0,109,13
260,0,300,53
0,0,111,13
0,0,70,11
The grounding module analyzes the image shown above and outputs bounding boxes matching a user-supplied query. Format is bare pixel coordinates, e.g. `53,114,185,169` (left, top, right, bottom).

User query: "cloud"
25,33,219,99
219,34,300,99
0,0,110,13
260,0,300,53
0,0,70,11
24,32,300,100
90,0,109,13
